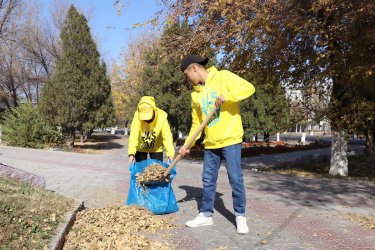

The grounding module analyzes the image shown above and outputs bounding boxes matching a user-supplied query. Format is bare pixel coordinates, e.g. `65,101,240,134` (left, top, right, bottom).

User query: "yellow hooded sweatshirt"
128,96,175,157
185,66,255,149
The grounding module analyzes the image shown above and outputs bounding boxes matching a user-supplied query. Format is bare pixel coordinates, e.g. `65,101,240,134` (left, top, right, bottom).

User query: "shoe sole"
237,230,249,234
185,221,214,228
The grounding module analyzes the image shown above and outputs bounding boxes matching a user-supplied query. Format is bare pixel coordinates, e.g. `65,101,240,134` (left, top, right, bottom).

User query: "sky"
44,0,163,64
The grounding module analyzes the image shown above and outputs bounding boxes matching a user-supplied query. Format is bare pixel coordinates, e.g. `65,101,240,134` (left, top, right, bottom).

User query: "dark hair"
180,55,209,71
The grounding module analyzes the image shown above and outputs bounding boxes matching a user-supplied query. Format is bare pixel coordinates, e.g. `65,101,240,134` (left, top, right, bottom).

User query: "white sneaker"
236,216,249,234
185,213,213,228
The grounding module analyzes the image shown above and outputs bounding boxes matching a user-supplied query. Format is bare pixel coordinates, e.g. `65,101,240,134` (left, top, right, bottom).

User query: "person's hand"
179,146,190,157
215,95,225,107
128,155,135,164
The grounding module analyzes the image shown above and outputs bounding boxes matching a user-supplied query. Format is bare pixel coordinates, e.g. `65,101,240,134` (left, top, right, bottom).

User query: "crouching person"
128,96,174,164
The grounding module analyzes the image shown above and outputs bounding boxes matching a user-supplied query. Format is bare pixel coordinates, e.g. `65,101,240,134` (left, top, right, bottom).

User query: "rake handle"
163,105,218,177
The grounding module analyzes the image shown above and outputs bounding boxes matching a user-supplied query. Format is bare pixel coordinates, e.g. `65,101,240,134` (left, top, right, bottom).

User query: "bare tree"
0,0,22,40
0,0,67,106
0,39,25,107
0,0,104,107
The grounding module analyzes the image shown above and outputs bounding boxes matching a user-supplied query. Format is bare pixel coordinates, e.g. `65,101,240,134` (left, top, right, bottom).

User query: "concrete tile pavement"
172,160,375,249
0,143,129,207
1,136,374,249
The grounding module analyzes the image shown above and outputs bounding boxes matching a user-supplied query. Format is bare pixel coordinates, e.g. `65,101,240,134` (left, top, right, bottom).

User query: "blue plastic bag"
126,159,179,215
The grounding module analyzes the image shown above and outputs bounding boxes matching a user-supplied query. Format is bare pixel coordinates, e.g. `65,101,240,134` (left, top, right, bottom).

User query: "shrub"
1,102,62,148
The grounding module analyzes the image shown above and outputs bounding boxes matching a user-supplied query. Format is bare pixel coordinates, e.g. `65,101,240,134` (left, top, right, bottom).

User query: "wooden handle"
162,154,183,177
163,105,218,177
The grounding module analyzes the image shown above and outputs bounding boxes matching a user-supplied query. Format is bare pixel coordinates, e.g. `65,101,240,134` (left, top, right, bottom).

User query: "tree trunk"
125,121,129,135
80,130,84,143
87,129,92,139
264,132,270,142
66,128,75,148
329,130,348,176
365,122,374,155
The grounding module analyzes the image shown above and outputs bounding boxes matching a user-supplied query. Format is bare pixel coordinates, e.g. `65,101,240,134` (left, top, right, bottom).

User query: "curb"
0,163,46,188
49,201,85,250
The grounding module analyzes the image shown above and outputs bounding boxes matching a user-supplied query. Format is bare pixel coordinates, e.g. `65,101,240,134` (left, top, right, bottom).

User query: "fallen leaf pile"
136,163,170,186
64,205,175,249
347,213,375,230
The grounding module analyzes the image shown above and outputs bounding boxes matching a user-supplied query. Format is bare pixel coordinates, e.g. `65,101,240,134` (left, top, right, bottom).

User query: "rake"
139,105,218,186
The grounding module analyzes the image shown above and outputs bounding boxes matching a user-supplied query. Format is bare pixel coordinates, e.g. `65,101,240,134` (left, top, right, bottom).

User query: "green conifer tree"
134,21,214,139
40,5,114,146
241,82,290,142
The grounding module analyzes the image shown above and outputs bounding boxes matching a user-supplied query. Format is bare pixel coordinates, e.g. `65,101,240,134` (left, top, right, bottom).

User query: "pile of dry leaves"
136,163,170,186
64,205,176,249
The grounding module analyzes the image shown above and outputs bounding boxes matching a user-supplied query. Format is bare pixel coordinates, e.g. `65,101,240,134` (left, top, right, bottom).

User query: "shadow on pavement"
76,134,125,151
177,185,236,226
78,141,124,150
249,172,375,210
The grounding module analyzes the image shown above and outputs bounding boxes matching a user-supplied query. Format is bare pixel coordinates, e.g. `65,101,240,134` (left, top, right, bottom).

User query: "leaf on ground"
64,205,176,250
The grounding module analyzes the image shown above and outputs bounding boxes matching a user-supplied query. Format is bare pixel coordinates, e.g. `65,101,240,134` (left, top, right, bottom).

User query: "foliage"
0,0,64,108
83,62,116,130
241,82,290,140
40,5,115,145
1,102,62,148
110,34,158,125
136,21,216,138
162,3,370,116
112,21,211,137
115,0,375,154
136,44,192,137
0,175,75,249
148,0,374,158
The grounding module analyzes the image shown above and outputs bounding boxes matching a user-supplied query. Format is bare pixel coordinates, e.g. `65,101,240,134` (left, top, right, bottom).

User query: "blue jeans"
200,143,246,217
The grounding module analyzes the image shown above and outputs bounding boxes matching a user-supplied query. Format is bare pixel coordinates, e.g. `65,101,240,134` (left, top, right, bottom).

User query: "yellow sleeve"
128,113,140,155
184,100,203,148
222,70,255,102
161,118,175,158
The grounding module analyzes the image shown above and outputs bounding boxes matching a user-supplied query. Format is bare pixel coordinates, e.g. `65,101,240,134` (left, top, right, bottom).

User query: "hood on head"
137,96,156,121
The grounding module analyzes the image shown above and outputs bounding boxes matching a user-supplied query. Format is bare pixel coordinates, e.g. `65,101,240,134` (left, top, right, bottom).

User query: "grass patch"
265,154,375,181
0,176,75,249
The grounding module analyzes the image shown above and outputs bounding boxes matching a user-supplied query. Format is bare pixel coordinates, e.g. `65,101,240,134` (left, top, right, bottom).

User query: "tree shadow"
177,185,236,226
74,134,124,150
77,141,124,150
249,171,375,210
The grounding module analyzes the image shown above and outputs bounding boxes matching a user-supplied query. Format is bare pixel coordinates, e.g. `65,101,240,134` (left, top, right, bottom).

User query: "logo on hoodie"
201,91,221,127
140,131,156,149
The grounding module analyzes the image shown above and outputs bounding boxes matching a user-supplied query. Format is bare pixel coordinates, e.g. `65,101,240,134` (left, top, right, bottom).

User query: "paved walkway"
1,135,374,249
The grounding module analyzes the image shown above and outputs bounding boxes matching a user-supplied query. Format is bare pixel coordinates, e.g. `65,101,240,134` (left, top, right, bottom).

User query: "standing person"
128,96,175,164
179,55,255,234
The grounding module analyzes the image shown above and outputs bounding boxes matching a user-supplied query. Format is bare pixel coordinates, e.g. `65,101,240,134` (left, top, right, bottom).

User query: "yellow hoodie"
185,66,255,149
128,96,175,157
